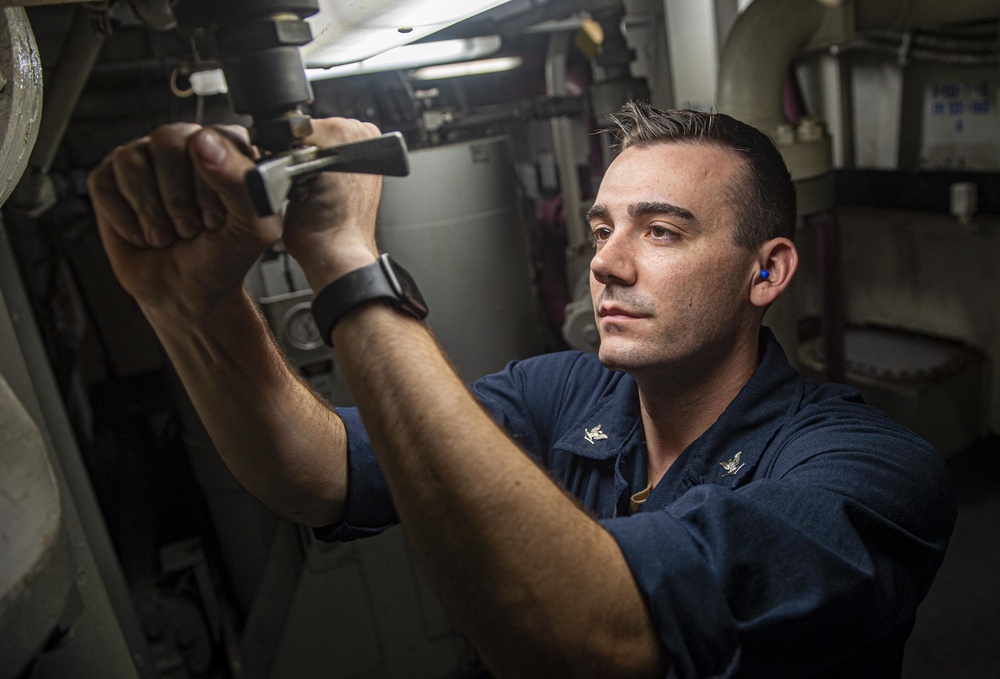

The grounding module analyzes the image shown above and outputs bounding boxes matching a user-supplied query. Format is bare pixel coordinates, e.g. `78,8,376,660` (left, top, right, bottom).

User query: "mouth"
598,305,649,320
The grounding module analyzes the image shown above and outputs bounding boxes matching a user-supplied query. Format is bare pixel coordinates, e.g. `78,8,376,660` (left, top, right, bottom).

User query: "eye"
648,224,678,241
589,225,613,248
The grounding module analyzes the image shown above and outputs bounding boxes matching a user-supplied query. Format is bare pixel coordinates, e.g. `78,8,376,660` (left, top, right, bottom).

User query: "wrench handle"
246,132,410,216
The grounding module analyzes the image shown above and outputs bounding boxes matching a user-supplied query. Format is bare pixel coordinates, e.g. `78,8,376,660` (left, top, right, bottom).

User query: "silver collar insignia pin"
583,425,608,445
720,451,745,477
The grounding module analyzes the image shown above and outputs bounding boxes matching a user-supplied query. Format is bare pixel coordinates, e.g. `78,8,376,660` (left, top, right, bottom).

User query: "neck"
637,330,762,487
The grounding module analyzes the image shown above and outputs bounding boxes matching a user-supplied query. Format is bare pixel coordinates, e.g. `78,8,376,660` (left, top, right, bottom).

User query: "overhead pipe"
718,0,1000,134
718,0,838,220
717,0,829,135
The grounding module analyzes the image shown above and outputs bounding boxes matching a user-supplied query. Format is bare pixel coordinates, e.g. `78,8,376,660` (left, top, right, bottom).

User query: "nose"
590,231,636,287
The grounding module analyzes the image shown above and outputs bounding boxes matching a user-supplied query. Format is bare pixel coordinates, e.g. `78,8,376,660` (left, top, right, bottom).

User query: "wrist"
285,236,379,293
311,253,428,346
282,224,378,292
141,285,251,333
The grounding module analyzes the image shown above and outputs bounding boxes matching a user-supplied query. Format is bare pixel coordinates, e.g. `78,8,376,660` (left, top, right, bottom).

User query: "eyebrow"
586,201,697,224
586,204,611,221
630,201,696,222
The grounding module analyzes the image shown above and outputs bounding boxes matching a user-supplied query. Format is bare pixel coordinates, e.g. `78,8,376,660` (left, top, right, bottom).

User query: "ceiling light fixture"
306,36,502,81
410,56,524,80
303,0,513,68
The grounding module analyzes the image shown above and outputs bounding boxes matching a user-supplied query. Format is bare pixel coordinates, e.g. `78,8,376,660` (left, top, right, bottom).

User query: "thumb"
188,127,262,224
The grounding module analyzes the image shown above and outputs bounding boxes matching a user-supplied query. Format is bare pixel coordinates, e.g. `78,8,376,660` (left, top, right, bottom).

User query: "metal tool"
175,0,320,154
174,1,411,217
245,132,410,217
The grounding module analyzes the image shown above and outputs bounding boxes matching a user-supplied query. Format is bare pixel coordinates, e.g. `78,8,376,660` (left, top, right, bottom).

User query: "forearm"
144,288,348,527
333,304,667,678
88,119,364,528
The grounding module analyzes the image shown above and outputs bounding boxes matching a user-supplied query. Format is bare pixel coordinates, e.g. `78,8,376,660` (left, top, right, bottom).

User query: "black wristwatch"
311,253,429,346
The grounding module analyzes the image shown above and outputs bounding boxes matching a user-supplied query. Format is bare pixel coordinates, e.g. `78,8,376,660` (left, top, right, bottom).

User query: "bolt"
796,117,825,142
776,124,796,145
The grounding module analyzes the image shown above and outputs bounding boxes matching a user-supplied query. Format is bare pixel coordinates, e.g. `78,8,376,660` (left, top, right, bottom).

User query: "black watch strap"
311,253,428,346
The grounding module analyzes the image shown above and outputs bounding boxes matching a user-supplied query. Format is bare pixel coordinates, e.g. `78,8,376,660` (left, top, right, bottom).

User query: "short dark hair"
605,101,797,248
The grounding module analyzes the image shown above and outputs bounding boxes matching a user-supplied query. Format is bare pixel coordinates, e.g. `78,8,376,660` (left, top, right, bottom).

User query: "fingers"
92,123,204,249
187,127,265,228
188,126,252,232
211,125,256,158
88,117,379,255
109,137,177,248
280,118,385,273
149,124,204,241
88,156,147,251
89,123,266,251
303,117,381,148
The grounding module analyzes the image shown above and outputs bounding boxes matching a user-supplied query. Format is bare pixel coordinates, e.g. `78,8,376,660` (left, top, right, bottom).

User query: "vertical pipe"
28,6,106,174
816,210,845,383
545,31,589,287
835,53,855,169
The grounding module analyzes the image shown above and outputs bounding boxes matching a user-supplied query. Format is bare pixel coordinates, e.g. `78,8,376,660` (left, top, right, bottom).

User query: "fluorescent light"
410,56,523,80
306,36,502,81
304,0,513,68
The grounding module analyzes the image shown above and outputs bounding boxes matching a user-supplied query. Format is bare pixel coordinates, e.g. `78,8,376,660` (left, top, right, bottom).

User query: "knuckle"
87,164,112,194
212,124,253,155
161,191,190,213
148,123,198,154
313,117,345,140
224,124,252,147
134,201,168,225
111,143,150,175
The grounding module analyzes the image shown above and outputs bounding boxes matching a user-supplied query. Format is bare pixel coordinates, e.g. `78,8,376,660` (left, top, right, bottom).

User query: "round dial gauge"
283,303,323,350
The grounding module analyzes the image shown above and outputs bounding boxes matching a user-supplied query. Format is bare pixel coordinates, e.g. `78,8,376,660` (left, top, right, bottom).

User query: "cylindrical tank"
376,136,545,382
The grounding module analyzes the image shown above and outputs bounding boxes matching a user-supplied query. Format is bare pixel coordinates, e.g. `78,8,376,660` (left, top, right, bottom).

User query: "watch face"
282,302,324,351
381,254,429,319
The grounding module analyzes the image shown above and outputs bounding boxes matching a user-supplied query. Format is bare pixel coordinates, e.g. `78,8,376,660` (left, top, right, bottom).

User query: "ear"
750,237,798,309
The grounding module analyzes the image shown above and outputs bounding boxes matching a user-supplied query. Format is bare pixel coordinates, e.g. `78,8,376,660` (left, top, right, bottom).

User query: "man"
89,102,954,678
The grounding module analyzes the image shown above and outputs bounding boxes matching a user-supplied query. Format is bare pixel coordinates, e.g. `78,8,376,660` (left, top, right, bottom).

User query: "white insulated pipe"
716,0,827,135
717,0,1000,137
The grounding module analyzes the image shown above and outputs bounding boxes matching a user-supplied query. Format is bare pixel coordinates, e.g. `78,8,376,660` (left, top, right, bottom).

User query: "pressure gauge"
282,302,323,351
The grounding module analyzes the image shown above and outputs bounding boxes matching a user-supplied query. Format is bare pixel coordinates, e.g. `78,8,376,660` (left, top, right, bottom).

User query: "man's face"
588,142,757,375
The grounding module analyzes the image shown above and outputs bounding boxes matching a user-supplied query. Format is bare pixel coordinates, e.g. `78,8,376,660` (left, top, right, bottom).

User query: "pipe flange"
0,8,43,208
809,326,967,383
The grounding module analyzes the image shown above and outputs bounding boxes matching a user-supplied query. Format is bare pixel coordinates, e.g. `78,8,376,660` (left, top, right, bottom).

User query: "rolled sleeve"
315,352,595,540
313,406,397,542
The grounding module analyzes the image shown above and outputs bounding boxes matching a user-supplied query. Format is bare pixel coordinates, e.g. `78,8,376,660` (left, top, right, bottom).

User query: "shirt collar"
551,327,803,500
551,373,644,461
644,326,803,509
